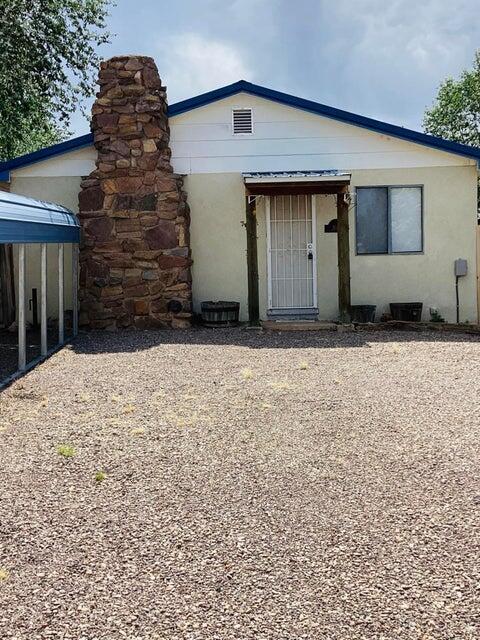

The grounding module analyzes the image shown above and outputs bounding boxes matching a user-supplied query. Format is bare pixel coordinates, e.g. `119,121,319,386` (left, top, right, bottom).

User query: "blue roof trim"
0,133,94,181
169,80,480,161
1,80,480,177
0,192,80,243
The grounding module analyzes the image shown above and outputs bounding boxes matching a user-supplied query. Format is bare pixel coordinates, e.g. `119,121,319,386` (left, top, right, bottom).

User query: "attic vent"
232,108,253,135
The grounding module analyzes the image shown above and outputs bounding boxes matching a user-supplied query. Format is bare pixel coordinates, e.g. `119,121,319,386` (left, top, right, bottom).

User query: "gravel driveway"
0,328,479,639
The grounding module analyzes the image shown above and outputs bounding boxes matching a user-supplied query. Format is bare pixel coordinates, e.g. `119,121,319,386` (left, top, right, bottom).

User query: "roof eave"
170,80,480,162
2,79,480,175
0,133,94,181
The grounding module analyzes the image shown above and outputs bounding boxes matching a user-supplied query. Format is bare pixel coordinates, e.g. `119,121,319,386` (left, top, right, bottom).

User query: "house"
0,54,479,328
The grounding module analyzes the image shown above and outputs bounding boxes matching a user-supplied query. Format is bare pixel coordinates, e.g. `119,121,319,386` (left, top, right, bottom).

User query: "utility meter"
454,259,468,277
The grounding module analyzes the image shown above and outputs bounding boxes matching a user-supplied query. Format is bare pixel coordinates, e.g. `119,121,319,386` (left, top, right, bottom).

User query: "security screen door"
267,195,316,310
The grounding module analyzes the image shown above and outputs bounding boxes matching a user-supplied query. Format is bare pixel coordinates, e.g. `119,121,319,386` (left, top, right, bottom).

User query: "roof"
0,192,80,243
1,79,480,180
243,170,351,183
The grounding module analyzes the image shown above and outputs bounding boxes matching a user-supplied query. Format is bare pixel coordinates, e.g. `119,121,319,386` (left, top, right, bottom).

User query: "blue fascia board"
169,80,480,162
0,133,94,179
0,220,80,243
2,80,480,175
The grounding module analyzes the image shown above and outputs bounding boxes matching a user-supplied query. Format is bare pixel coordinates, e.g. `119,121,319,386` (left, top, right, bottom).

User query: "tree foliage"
0,0,113,161
423,51,480,146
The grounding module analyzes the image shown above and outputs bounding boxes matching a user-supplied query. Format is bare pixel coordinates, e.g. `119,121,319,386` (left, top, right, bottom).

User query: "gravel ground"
0,327,479,640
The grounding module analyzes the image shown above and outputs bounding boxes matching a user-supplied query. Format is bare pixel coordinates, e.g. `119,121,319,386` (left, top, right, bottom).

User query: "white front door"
267,195,317,310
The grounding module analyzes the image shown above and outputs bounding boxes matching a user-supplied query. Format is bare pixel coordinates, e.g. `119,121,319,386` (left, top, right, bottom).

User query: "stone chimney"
78,56,192,329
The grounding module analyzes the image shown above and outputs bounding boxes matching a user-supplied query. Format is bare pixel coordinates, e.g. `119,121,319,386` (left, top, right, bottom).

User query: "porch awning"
0,192,81,243
243,170,351,195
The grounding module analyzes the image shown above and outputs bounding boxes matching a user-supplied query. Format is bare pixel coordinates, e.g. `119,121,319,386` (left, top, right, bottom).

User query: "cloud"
68,0,480,135
156,33,253,102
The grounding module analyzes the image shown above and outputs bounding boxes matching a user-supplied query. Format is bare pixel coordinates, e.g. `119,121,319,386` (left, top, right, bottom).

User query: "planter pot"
390,302,423,322
201,301,240,327
350,305,376,323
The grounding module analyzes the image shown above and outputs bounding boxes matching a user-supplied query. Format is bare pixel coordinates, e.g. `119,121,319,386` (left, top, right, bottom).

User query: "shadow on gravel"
70,326,480,355
0,327,59,382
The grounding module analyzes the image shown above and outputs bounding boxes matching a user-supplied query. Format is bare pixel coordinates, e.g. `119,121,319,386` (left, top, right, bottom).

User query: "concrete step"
262,320,340,332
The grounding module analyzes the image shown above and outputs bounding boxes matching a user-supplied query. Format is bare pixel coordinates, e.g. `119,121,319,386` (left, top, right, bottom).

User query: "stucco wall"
350,166,478,323
7,167,478,326
10,177,80,322
184,173,249,321
257,165,478,323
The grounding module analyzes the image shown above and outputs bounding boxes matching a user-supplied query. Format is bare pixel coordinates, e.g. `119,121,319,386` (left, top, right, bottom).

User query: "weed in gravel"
57,444,76,458
40,396,48,408
241,368,253,380
0,569,9,581
299,361,309,370
94,471,106,482
78,392,92,402
130,427,145,436
174,414,195,427
268,381,295,390
122,404,136,414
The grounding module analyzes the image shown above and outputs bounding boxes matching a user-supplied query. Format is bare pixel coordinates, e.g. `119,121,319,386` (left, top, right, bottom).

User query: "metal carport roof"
0,192,80,243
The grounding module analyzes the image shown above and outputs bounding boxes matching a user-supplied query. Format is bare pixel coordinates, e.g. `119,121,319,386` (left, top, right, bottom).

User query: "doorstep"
262,320,339,332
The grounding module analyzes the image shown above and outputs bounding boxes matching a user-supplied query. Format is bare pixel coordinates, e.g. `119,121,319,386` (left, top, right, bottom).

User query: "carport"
0,192,80,382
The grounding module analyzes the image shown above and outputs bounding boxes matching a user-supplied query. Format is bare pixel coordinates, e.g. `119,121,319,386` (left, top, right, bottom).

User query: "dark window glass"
356,187,388,254
356,186,422,255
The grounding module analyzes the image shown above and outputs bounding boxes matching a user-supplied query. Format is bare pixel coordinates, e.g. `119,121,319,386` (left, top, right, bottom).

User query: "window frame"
231,107,254,136
354,184,424,256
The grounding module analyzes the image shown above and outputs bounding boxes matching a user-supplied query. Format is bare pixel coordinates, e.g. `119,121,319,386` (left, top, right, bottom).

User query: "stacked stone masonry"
78,55,192,329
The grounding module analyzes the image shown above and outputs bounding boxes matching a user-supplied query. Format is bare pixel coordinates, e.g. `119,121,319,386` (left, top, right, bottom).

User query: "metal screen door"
266,195,317,310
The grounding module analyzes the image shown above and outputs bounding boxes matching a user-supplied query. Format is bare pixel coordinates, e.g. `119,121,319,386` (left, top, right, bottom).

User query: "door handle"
307,251,313,260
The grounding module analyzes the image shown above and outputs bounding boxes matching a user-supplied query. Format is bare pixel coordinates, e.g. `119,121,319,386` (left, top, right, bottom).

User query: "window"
356,186,423,254
232,108,253,135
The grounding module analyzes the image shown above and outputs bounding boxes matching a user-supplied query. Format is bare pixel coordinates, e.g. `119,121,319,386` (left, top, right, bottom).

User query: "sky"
70,0,480,136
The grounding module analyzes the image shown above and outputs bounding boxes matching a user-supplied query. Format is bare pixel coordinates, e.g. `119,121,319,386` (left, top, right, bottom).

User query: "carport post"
72,244,78,337
18,244,26,371
40,243,47,356
58,244,64,344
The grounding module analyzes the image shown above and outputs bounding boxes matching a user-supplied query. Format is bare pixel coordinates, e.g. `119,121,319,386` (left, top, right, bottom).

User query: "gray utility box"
454,259,468,277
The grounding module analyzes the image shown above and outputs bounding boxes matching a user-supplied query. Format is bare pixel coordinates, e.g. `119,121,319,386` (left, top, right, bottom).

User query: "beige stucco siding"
350,166,478,323
9,177,80,322
184,173,249,320
7,165,478,326
256,165,478,323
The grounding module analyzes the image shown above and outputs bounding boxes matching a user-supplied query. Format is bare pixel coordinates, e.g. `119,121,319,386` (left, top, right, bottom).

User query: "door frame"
266,194,318,311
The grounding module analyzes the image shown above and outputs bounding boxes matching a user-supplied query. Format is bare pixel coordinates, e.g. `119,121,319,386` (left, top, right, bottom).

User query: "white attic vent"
232,108,253,135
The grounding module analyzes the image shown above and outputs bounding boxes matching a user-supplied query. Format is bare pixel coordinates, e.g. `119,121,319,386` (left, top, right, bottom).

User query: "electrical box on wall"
454,259,468,277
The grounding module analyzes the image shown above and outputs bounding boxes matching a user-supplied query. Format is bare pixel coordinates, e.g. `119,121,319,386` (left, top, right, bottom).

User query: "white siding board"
176,151,471,175
169,93,474,172
13,146,97,178
9,91,475,180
